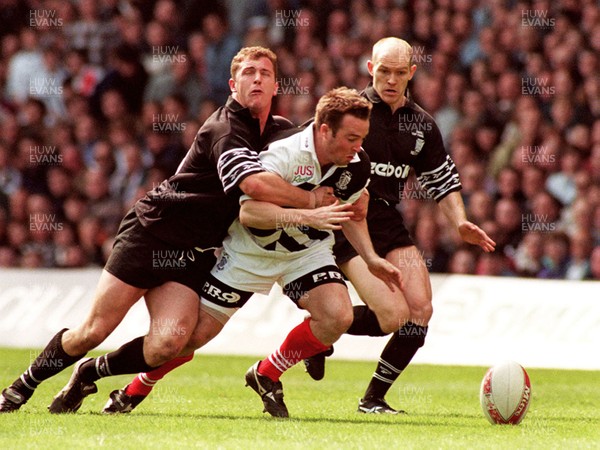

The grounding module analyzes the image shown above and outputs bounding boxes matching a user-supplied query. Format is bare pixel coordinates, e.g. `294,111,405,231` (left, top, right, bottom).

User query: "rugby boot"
0,384,32,413
48,358,98,413
245,361,289,418
357,397,405,414
102,385,146,414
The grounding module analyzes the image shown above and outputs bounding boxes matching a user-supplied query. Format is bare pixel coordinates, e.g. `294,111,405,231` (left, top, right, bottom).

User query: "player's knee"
377,304,410,334
325,304,353,336
147,335,188,363
78,322,111,349
410,301,433,325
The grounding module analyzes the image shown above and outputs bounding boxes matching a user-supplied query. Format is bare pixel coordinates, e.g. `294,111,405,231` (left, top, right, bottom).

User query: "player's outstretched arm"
437,191,496,253
239,199,354,230
341,219,403,292
240,173,336,208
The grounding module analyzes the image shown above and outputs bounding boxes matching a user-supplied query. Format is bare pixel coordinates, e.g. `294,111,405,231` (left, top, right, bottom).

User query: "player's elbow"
239,174,266,199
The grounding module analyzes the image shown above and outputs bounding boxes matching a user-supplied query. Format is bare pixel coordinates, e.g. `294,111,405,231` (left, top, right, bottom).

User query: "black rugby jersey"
361,84,461,204
135,96,294,248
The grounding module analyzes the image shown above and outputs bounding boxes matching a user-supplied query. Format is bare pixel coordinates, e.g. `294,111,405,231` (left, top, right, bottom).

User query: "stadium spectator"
538,232,571,279
493,198,524,253
64,48,104,98
413,215,449,273
90,44,148,118
4,28,45,105
476,252,514,277
63,0,120,66
447,247,477,275
144,51,205,116
203,12,241,104
565,232,593,280
467,190,494,225
81,169,122,235
589,246,600,280
546,148,581,206
0,142,21,196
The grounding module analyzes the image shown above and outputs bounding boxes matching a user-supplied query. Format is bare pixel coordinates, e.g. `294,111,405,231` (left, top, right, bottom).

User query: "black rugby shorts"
104,208,216,298
333,199,414,265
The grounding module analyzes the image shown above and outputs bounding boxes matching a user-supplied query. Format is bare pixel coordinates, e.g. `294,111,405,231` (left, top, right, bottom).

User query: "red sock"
258,319,329,382
125,354,194,396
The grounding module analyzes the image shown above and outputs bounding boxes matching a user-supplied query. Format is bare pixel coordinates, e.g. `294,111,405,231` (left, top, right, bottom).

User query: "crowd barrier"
0,269,598,370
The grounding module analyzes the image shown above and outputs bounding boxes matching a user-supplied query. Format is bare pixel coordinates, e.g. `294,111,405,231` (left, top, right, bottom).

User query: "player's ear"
228,78,236,93
408,64,417,80
273,80,279,97
319,123,330,137
367,60,374,76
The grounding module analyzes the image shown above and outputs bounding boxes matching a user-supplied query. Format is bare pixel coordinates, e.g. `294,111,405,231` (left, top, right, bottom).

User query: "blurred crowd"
0,0,598,280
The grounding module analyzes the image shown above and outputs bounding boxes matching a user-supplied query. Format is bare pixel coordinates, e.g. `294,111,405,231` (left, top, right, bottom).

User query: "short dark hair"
314,87,372,135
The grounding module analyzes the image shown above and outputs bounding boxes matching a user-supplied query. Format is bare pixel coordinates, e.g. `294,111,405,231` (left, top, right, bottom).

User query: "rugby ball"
480,361,531,425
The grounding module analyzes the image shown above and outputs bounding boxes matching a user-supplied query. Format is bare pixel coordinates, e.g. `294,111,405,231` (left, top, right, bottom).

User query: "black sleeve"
413,119,461,202
216,148,264,194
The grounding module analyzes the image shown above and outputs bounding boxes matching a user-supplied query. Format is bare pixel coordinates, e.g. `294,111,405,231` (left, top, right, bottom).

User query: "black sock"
346,305,387,337
363,322,428,400
78,336,160,384
9,328,86,399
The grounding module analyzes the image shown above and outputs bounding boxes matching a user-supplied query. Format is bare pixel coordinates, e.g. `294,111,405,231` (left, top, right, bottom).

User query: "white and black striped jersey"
134,96,294,248
226,124,370,255
362,84,461,203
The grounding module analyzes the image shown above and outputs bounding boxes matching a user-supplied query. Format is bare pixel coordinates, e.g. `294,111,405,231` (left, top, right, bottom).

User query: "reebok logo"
371,162,410,179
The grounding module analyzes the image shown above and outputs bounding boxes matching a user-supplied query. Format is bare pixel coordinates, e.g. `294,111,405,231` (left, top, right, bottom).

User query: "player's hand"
305,201,354,230
348,189,369,221
366,257,404,292
312,186,336,207
458,221,496,253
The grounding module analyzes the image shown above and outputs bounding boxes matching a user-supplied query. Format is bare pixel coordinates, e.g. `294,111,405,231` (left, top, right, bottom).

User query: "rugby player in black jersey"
0,47,342,413
304,37,496,414
101,88,401,418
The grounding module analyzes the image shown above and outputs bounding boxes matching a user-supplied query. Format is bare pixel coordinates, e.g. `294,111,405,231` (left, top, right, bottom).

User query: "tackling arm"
239,200,354,230
239,172,335,208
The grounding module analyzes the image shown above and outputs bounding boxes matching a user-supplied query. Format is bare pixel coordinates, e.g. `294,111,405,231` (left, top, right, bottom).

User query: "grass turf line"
0,349,598,449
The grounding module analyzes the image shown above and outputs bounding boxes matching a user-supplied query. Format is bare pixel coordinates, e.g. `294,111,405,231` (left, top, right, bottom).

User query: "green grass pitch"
1,348,598,449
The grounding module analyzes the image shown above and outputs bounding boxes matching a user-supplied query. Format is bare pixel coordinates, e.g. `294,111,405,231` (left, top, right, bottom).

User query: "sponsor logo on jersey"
292,164,315,183
335,170,352,191
371,162,411,179
202,281,242,304
410,130,425,156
